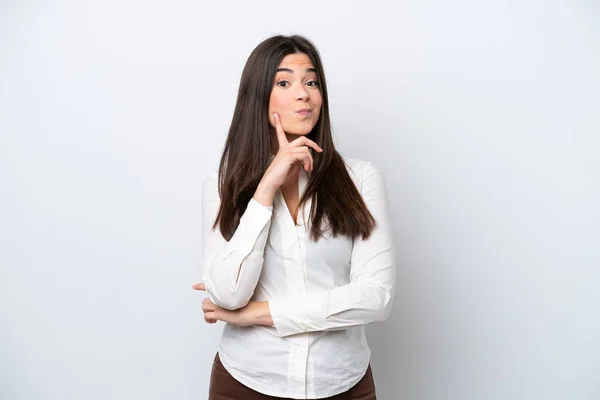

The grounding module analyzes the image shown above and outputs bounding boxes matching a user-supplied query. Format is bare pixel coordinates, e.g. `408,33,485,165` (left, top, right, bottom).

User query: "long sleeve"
201,173,274,310
267,162,396,337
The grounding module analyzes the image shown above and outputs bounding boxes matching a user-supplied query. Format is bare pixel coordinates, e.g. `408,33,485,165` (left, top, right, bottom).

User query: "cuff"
268,292,328,337
248,197,274,213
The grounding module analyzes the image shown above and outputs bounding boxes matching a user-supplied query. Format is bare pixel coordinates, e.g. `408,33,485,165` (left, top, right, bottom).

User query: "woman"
192,34,395,400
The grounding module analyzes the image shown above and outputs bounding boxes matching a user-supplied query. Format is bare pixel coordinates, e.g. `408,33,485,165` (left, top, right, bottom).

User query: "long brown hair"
213,34,375,241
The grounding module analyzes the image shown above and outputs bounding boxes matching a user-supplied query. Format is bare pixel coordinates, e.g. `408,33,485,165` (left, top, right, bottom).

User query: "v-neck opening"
278,168,309,227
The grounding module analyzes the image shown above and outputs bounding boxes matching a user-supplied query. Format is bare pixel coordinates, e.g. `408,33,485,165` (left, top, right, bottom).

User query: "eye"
276,80,289,87
306,80,319,87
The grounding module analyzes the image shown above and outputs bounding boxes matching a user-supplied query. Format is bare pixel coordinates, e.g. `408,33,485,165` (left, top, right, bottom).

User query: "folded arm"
201,174,273,310
268,162,396,337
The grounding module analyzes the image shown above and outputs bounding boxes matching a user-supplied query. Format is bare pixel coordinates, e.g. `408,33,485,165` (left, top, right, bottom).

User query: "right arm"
201,176,277,311
199,112,323,310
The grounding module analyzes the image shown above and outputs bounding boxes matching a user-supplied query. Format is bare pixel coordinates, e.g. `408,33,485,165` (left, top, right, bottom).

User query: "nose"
295,85,309,102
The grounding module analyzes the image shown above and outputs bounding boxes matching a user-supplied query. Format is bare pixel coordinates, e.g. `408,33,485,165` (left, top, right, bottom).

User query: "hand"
261,112,323,191
192,283,274,327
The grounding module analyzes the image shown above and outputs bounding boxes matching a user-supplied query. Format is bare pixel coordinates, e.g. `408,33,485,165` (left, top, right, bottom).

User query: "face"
268,53,323,140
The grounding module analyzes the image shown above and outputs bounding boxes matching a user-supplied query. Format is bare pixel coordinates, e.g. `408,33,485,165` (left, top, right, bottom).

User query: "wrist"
253,182,277,207
254,301,274,327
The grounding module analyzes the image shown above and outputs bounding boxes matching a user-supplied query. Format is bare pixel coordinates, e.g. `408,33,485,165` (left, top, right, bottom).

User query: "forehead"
277,53,315,71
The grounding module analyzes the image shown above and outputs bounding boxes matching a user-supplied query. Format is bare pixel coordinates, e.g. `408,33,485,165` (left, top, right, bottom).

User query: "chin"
286,123,317,136
287,129,312,136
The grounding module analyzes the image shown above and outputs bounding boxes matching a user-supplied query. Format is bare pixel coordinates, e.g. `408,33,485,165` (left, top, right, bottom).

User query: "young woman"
192,34,395,400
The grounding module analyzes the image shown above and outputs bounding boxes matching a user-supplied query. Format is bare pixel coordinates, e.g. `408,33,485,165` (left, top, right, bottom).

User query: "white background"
1,1,599,399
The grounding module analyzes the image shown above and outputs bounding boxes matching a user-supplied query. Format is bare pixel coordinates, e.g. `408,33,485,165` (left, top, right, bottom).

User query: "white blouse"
201,156,396,399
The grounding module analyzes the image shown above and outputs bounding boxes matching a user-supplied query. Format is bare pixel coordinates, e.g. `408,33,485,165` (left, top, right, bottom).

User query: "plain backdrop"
1,1,599,399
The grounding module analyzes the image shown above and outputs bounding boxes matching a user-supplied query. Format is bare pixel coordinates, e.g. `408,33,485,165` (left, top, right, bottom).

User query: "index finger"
192,283,206,291
273,113,288,148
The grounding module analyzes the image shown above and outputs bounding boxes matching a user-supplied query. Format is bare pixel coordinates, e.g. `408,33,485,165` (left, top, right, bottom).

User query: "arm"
267,162,396,337
201,174,274,310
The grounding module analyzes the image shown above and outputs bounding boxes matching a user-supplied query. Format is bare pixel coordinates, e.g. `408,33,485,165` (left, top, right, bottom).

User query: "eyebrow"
276,67,317,73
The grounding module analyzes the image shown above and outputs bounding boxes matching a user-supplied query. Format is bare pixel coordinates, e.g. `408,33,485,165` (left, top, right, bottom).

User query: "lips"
296,108,312,115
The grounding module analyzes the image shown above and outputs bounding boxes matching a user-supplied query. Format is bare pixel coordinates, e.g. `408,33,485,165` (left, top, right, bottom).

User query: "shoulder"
339,154,384,193
202,171,220,201
202,170,219,187
203,170,219,182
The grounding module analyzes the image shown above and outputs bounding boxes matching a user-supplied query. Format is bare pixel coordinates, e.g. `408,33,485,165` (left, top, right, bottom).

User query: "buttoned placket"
274,168,312,397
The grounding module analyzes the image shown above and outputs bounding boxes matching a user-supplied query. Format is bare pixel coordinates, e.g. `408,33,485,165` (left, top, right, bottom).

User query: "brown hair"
213,34,375,241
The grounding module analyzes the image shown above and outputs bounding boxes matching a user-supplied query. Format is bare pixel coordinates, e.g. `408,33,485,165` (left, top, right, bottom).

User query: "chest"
264,202,354,293
275,170,353,264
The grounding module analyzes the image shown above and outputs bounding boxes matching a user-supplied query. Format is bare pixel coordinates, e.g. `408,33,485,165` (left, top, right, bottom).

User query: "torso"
211,156,376,399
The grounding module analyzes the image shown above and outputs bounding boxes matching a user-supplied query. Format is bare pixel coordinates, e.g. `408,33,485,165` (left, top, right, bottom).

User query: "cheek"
312,110,322,125
312,94,323,119
268,92,284,126
312,93,323,110
269,92,288,113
